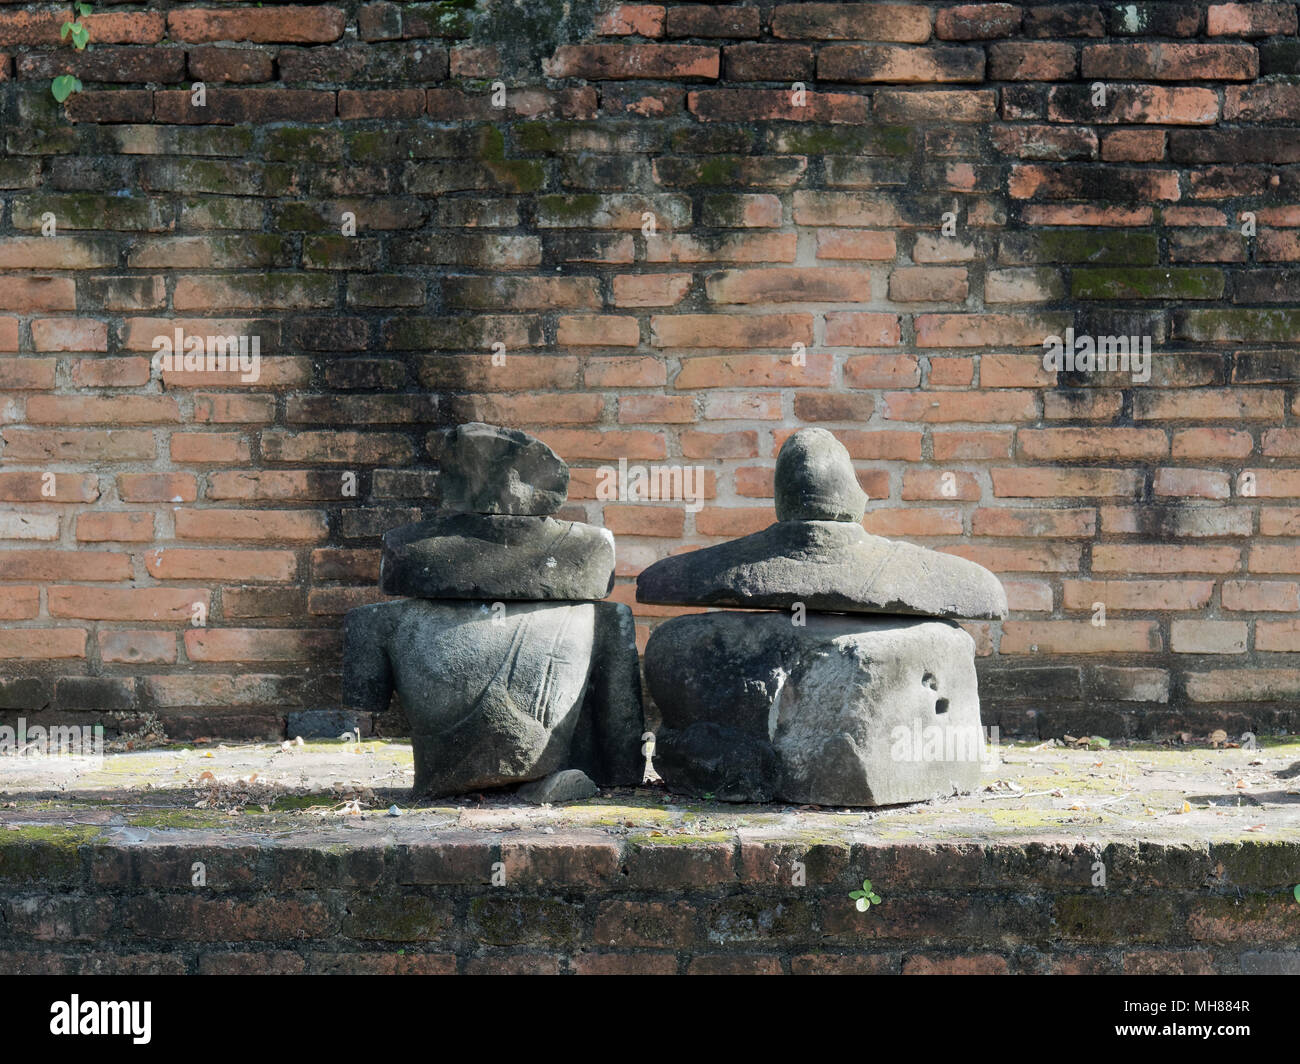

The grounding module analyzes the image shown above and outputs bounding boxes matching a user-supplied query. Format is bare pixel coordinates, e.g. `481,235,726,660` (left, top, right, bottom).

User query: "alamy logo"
596,458,706,513
50,996,151,1044
1042,328,1152,383
889,723,1001,765
151,328,261,382
0,718,103,762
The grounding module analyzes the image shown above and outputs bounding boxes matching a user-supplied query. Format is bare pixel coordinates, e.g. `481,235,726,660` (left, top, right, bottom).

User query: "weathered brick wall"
3,1,1300,739
1,829,1296,973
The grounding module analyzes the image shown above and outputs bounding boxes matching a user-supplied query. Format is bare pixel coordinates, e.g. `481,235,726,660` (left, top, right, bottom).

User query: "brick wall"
2,1,1300,739
2,828,1296,974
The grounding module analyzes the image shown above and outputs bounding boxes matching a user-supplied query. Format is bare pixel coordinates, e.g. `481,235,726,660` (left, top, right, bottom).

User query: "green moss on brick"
478,125,545,193
0,824,101,883
537,192,602,221
1038,230,1159,265
1176,308,1300,342
1072,267,1225,300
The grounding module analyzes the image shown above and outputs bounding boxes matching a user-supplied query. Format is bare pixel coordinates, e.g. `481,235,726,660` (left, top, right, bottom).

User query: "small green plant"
51,74,82,102
52,2,92,102
849,879,882,913
61,3,92,48
1293,884,1299,903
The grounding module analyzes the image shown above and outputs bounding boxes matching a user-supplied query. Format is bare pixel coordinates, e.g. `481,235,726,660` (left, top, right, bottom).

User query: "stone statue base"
645,612,985,806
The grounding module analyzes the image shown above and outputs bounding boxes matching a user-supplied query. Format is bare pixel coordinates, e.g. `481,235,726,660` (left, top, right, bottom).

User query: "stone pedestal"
645,611,984,806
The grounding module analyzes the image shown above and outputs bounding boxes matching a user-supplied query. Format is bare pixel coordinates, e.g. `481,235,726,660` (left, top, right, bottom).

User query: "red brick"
818,44,985,83
602,505,685,538
167,7,346,44
1081,43,1258,80
611,275,692,308
988,41,1076,79
1063,580,1215,612
675,353,831,389
0,587,39,620
544,44,718,79
595,5,666,37
1020,428,1168,461
185,629,337,662
188,46,274,83
652,314,813,349
31,318,107,352
0,277,76,313
49,588,207,622
174,510,327,542
815,229,897,261
889,266,969,302
903,954,1010,975
689,88,870,124
76,512,156,543
883,390,1038,422
681,430,759,459
0,629,86,659
825,314,903,348
1093,545,1241,574
0,359,56,390
1207,3,1298,36
1000,621,1161,654
771,4,932,42
1222,581,1300,612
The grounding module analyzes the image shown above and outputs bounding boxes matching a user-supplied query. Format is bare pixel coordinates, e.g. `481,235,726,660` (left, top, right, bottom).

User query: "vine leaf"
52,74,83,103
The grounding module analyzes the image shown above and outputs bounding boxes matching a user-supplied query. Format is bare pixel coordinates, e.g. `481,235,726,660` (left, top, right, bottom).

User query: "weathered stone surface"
775,427,868,522
432,421,569,516
381,513,615,601
343,599,643,797
517,769,598,804
646,612,984,806
565,599,646,787
636,519,1008,620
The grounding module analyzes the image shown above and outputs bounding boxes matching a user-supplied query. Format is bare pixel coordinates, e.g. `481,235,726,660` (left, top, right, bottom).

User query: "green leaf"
861,879,872,892
51,74,82,103
78,2,93,15
60,21,73,39
1293,884,1300,903
71,24,90,49
1090,736,1111,749
849,890,865,900
868,892,881,904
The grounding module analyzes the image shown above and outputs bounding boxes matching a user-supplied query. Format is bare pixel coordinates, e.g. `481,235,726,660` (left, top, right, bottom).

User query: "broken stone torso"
342,423,645,799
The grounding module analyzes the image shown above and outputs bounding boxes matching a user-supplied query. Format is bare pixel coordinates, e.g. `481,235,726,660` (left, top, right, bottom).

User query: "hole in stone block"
935,698,949,714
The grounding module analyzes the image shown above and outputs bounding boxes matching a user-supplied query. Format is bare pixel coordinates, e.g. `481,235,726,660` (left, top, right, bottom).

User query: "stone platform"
1,737,1297,975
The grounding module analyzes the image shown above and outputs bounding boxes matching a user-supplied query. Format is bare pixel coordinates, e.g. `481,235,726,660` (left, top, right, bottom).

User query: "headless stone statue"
638,427,1008,807
342,424,645,799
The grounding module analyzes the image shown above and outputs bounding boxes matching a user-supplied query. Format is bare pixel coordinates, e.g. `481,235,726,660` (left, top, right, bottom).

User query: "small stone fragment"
517,769,598,804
